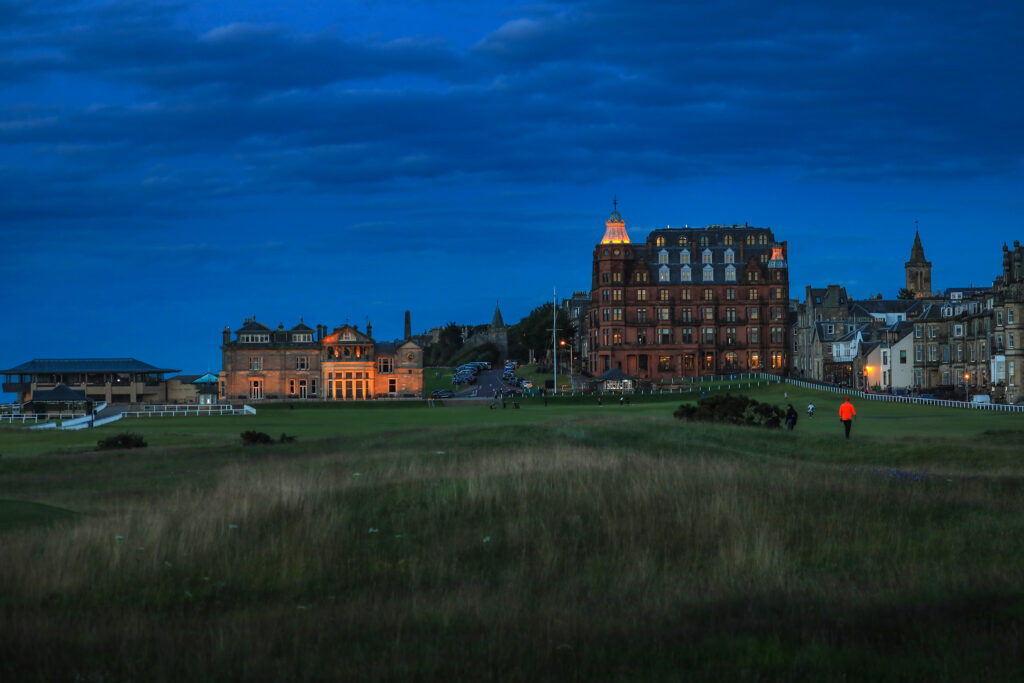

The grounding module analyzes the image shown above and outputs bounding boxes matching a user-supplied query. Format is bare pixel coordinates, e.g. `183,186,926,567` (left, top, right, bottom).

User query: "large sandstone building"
220,317,423,401
587,203,790,379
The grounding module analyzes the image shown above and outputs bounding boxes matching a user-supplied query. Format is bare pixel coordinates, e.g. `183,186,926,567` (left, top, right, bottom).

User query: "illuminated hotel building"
588,202,790,379
220,318,423,401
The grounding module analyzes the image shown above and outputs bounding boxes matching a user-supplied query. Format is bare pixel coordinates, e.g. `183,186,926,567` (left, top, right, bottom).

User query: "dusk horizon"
3,0,1022,398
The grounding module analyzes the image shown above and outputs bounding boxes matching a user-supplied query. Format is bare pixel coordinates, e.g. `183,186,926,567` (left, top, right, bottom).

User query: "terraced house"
587,203,790,379
220,317,423,401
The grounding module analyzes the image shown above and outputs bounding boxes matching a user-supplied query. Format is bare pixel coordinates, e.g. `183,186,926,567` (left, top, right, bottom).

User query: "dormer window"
239,333,270,343
725,265,736,282
656,236,665,247
701,248,713,264
681,265,691,281
292,333,313,343
680,250,690,264
724,248,735,264
658,249,669,265
702,265,714,282
658,265,670,282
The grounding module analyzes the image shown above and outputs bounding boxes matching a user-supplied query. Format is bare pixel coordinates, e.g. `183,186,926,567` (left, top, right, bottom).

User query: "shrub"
674,392,783,429
96,433,147,450
240,431,274,445
279,433,296,443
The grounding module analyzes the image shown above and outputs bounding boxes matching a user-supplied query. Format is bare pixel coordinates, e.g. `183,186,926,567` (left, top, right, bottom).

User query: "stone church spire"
492,301,505,328
905,221,932,297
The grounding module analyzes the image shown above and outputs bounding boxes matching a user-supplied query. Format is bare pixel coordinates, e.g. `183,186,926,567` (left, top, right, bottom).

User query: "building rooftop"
1,358,180,375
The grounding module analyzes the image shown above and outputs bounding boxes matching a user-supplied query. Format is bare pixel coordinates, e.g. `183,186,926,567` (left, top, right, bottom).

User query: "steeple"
904,221,932,297
600,196,630,244
909,222,927,263
492,302,505,328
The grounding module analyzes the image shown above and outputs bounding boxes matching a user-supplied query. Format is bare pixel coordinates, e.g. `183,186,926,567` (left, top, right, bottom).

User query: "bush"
96,433,147,450
240,431,274,445
279,433,296,443
674,393,783,429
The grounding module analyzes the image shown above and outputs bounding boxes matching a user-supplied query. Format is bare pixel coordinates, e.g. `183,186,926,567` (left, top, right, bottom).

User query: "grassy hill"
2,386,1023,680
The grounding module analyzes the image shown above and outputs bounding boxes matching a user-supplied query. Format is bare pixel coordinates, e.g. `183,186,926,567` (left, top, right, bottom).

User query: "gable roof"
32,383,89,402
322,325,374,344
594,368,637,381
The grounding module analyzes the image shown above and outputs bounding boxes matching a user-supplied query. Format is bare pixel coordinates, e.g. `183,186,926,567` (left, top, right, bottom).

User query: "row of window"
596,326,786,346
913,362,1017,388
247,356,396,372
238,332,315,344
653,234,771,248
246,376,401,400
600,287,778,303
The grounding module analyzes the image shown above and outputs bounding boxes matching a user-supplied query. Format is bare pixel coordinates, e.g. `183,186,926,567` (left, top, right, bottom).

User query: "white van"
971,394,992,404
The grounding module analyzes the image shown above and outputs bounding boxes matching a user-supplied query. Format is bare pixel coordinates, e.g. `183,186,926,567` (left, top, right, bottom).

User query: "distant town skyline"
2,0,1022,400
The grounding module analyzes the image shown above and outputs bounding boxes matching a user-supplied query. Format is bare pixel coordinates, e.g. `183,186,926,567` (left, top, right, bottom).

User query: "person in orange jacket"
839,396,856,439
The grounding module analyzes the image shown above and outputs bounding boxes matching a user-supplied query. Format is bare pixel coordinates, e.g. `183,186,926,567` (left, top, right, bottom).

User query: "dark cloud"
1,0,1021,229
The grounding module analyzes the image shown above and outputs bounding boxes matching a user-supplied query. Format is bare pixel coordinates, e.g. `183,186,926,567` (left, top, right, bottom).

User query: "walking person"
785,403,798,431
839,396,856,439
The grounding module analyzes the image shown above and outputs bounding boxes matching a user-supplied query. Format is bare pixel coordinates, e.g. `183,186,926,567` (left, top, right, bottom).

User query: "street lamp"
863,365,871,392
964,372,970,401
560,339,573,390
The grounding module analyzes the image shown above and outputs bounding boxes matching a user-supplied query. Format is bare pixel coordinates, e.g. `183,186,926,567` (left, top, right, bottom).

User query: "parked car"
430,389,455,399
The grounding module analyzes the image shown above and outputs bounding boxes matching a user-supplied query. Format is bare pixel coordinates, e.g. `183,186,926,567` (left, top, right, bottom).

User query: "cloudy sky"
2,0,1022,389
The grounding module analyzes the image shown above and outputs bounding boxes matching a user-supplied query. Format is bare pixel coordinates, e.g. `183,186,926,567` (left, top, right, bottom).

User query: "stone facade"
587,205,790,379
220,317,423,401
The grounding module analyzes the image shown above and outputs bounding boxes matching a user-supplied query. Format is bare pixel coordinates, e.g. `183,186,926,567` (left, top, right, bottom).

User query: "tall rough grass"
2,421,1024,680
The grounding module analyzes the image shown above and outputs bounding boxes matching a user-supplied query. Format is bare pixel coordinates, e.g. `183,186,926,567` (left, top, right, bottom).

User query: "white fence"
785,378,1024,413
120,404,254,418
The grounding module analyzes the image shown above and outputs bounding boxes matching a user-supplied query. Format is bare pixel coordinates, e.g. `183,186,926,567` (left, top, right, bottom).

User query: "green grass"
2,385,1024,680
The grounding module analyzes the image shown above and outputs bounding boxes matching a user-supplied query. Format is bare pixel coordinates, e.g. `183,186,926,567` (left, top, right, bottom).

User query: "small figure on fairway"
839,396,856,439
807,403,815,418
785,404,798,431
619,395,625,406
597,396,602,406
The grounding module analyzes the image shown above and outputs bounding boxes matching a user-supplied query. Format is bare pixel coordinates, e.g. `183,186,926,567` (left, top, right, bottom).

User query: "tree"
897,287,917,300
507,302,574,362
425,321,465,366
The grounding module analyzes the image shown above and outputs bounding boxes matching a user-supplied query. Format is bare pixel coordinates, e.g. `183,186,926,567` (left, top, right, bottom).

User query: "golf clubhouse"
1,358,181,404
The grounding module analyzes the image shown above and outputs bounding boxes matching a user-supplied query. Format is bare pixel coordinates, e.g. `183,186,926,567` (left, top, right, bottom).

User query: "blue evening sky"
2,0,1022,396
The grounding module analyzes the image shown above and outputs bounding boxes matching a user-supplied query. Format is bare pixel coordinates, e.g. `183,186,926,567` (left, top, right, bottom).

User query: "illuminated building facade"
220,317,423,401
588,204,790,379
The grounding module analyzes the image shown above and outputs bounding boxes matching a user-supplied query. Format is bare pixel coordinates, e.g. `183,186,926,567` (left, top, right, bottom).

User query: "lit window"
659,266,670,282
658,249,669,265
702,249,713,264
680,250,690,264
724,249,735,264
725,265,736,282
703,265,714,281
681,265,691,281
656,236,665,247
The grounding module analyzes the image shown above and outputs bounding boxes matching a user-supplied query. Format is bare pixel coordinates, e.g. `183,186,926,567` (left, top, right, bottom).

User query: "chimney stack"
404,310,412,340
222,325,231,345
